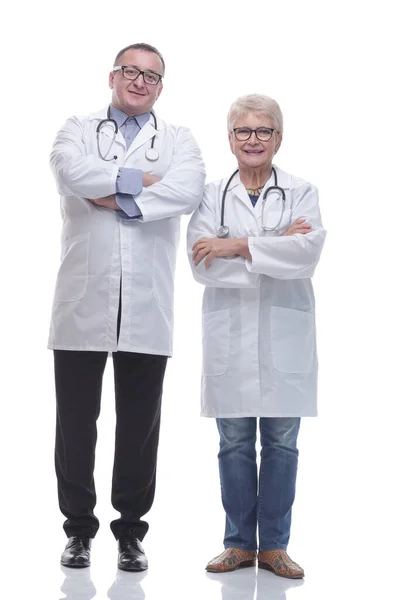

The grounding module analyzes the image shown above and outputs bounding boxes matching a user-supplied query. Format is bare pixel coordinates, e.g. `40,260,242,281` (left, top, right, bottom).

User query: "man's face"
109,49,164,116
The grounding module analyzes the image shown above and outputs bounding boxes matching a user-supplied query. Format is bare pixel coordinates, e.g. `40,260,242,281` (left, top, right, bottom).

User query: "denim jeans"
216,417,300,551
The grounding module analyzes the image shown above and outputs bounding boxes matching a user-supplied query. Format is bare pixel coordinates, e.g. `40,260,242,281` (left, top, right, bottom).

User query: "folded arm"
93,130,205,222
50,116,120,199
92,172,161,217
130,128,206,223
187,187,260,289
244,184,327,279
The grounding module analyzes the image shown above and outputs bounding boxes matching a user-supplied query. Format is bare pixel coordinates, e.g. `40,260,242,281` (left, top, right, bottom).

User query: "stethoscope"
96,107,159,162
217,166,286,238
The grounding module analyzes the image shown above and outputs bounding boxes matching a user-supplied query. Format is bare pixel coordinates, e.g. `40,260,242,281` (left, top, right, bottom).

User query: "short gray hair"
227,94,283,133
113,43,165,74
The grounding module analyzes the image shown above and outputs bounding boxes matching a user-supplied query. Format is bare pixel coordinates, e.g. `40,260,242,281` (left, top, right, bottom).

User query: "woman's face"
229,112,282,170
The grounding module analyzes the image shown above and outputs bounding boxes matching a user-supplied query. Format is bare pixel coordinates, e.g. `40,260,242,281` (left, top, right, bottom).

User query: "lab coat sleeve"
246,183,326,279
133,127,206,222
187,187,260,288
50,116,119,199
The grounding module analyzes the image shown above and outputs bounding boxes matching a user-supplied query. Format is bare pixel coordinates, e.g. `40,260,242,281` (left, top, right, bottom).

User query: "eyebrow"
123,64,161,75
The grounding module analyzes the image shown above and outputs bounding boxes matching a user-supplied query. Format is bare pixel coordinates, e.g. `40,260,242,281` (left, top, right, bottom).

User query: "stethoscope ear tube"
262,185,285,201
96,117,118,134
261,182,286,231
145,112,159,161
218,169,239,237
219,166,286,234
97,108,159,162
96,117,119,161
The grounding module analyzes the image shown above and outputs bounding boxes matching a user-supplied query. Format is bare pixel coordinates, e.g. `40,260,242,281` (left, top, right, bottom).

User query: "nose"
131,73,146,89
247,131,260,144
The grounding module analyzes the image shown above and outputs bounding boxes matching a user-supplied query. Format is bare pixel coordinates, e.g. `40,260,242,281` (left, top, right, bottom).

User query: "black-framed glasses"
113,65,163,85
232,127,277,142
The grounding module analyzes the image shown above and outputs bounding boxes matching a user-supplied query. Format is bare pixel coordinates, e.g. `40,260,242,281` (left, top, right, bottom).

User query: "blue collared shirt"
108,105,150,219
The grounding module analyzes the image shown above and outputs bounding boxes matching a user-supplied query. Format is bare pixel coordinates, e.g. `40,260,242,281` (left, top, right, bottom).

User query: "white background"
1,1,399,598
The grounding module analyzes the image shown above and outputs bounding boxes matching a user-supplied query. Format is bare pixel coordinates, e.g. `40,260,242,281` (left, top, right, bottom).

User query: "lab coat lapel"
124,119,157,160
225,174,259,235
230,173,256,217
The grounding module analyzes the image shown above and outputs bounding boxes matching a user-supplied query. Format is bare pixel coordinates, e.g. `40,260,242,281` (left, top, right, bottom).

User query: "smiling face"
109,49,164,116
229,112,282,170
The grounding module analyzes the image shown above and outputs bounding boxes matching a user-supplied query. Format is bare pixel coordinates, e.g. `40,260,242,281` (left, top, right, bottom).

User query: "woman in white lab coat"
187,94,326,578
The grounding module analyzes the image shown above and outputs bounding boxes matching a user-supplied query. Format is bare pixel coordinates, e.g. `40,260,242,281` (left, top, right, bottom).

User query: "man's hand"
143,173,161,187
193,237,247,269
90,195,119,210
282,219,312,236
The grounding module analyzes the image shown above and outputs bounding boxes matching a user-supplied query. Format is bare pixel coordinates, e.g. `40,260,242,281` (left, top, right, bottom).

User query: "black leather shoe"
61,536,92,568
118,536,148,572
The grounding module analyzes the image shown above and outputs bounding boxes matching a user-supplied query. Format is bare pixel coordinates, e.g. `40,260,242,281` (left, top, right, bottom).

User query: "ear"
109,71,115,89
228,132,235,155
156,82,163,100
274,132,283,154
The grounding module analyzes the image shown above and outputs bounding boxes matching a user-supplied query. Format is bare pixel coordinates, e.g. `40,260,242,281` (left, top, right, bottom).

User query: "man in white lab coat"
187,94,325,578
49,43,205,571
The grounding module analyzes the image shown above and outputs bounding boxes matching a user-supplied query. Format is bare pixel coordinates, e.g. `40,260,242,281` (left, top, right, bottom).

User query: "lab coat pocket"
202,309,230,376
270,306,315,373
54,232,89,303
153,236,177,310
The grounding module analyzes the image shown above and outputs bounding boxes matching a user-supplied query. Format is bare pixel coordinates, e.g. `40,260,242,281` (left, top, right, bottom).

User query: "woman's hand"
193,237,245,269
283,219,312,236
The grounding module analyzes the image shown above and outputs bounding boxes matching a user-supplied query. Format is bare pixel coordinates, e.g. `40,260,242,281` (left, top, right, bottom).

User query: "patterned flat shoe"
206,548,257,573
258,549,304,579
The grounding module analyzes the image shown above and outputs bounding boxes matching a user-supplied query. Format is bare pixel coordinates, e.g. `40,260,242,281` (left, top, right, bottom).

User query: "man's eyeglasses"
232,127,277,142
113,65,163,86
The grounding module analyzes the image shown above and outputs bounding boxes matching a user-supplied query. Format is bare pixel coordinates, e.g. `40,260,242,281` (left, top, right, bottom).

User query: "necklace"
246,185,264,196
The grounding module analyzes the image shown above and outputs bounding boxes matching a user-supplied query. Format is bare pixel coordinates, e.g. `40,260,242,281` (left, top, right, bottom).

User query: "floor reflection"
206,568,256,600
59,566,96,599
59,566,147,600
256,569,303,599
206,567,304,600
59,562,305,600
107,569,147,600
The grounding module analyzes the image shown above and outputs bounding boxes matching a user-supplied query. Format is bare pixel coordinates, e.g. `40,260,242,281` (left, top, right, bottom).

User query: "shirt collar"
108,105,151,129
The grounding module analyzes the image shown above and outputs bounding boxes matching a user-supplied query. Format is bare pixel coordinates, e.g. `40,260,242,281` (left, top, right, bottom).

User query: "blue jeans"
216,417,300,551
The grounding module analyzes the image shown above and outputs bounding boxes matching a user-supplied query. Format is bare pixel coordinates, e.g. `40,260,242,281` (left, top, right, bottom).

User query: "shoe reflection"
206,569,256,600
60,565,96,599
256,569,304,599
206,567,304,600
107,569,147,600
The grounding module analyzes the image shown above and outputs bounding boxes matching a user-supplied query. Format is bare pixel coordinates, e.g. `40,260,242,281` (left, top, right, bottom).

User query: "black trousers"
54,348,168,540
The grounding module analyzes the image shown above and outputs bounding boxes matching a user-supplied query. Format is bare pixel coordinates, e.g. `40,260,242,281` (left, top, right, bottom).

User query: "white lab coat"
187,166,326,417
49,107,205,355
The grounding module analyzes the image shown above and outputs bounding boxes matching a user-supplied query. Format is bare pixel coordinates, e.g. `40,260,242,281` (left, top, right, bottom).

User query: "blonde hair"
227,94,283,133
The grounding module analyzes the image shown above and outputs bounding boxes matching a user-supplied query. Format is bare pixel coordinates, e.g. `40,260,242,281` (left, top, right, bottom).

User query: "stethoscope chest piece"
217,225,230,238
145,147,159,161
